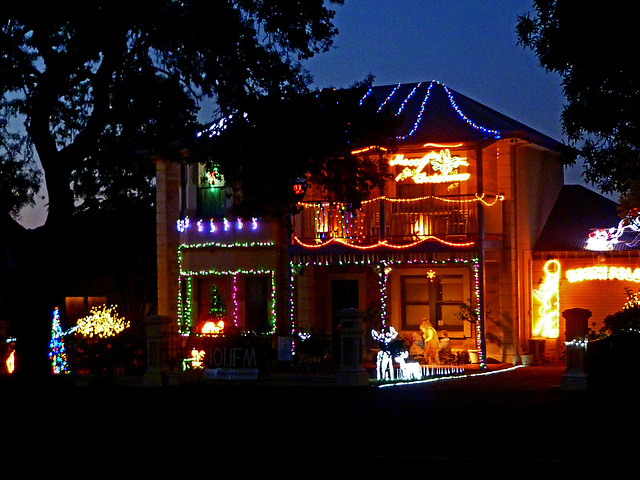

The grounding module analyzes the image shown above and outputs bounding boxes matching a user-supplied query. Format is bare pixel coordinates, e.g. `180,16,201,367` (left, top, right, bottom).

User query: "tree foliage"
516,1,640,198
197,79,400,223
0,0,344,376
0,0,344,227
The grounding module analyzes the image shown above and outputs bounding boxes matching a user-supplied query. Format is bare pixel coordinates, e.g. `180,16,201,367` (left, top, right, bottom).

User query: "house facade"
532,185,638,345
155,80,566,371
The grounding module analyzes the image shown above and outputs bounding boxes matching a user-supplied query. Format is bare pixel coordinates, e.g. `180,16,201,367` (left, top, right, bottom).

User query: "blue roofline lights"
442,83,501,139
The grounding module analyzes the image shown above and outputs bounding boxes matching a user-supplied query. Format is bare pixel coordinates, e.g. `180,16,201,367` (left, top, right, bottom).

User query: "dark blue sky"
303,0,598,192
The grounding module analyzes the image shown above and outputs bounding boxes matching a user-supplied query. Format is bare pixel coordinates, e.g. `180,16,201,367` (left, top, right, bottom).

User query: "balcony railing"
293,195,482,247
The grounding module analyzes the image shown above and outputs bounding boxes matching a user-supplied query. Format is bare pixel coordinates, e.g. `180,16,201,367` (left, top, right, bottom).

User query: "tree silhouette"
517,2,639,199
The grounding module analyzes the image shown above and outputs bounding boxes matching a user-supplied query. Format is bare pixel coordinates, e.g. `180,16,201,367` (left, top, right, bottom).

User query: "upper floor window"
197,163,227,218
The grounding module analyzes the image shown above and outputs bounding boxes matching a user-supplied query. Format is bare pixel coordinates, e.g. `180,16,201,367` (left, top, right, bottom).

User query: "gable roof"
534,184,622,251
364,80,563,151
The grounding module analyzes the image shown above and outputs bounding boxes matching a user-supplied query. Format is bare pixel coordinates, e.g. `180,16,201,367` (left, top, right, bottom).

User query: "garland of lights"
292,235,475,249
472,261,485,367
377,83,401,113
442,84,501,138
297,193,504,207
177,241,277,335
396,83,422,116
400,82,434,140
363,81,502,142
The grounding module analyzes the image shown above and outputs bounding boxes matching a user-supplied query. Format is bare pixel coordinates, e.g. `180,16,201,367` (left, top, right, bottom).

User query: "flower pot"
468,349,479,364
521,354,533,366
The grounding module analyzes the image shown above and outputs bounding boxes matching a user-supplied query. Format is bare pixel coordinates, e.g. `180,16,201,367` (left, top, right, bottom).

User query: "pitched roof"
534,185,622,251
364,80,563,150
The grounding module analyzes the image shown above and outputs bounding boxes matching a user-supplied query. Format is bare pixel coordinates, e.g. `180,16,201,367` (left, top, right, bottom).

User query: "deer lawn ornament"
372,326,399,381
395,350,422,380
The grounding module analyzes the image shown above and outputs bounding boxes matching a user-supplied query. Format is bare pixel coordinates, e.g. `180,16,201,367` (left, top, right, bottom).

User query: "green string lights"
177,240,277,336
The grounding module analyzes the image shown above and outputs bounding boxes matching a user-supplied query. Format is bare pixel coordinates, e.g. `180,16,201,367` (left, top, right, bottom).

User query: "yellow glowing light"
202,320,225,335
191,349,205,369
6,350,15,374
566,265,640,283
75,304,130,339
390,150,469,184
532,260,561,338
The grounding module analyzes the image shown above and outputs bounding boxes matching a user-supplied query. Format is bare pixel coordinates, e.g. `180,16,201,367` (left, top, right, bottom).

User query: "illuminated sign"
390,149,470,184
566,265,640,283
532,260,560,338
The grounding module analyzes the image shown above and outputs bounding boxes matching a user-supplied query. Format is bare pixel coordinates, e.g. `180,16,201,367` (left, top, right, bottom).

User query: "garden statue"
408,331,425,360
420,319,440,364
438,330,456,364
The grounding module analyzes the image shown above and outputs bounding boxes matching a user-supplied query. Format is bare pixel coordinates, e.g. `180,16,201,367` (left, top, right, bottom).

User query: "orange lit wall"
531,255,640,336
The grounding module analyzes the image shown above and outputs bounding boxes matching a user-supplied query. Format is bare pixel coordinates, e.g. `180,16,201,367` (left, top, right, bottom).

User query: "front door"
331,279,359,364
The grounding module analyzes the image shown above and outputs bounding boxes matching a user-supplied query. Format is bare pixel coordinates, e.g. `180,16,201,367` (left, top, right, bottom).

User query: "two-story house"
155,80,566,371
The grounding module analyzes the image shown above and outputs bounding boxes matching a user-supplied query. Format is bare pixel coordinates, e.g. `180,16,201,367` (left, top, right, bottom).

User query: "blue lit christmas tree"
49,307,69,375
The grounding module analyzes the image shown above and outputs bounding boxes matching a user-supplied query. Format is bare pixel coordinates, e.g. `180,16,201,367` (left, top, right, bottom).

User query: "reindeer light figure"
372,326,399,381
395,350,422,380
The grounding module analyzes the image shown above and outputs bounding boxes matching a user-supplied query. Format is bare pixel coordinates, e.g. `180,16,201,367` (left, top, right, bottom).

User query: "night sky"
303,0,604,196
17,1,612,229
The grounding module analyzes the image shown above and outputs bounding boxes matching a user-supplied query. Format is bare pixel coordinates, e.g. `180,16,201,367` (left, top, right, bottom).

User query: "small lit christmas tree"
49,307,69,375
209,285,226,320
201,285,226,336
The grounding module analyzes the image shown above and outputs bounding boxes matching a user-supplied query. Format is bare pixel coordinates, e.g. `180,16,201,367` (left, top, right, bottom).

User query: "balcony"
292,195,484,248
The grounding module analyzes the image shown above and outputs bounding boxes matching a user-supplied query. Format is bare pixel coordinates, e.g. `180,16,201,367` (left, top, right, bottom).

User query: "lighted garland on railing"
297,193,504,208
292,236,475,249
294,193,503,249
